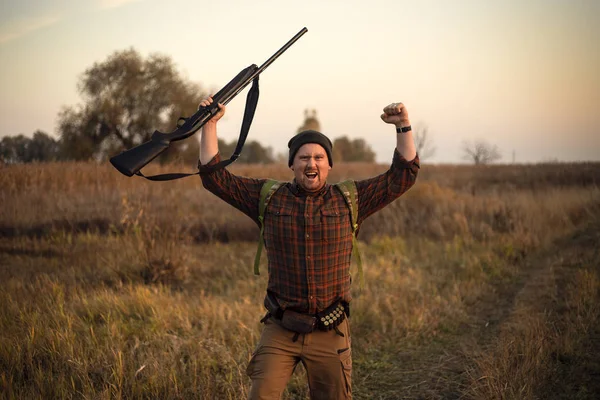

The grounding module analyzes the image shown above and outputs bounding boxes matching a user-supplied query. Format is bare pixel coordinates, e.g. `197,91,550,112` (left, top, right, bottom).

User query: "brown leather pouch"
281,310,317,333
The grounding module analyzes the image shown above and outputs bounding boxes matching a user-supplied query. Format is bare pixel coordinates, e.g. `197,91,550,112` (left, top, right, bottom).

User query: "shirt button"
310,296,313,299
307,256,311,259
305,234,309,238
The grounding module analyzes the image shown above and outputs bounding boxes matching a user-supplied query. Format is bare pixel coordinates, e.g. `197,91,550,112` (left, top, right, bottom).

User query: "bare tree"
412,124,436,161
462,139,502,164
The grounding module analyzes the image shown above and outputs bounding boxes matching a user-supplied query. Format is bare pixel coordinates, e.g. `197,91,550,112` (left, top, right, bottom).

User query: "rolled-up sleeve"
198,153,264,224
355,150,420,224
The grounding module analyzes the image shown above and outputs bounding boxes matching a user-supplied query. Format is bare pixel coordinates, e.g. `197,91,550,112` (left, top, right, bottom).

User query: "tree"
0,135,29,164
0,131,60,163
413,124,436,161
58,48,206,161
462,139,502,164
29,131,62,162
332,136,376,163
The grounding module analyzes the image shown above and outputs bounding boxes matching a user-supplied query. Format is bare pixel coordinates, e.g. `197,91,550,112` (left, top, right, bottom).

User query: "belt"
262,291,349,335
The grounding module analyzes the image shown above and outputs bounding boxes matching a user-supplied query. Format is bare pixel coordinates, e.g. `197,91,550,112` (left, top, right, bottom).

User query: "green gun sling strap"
335,179,364,289
254,179,364,289
253,179,283,275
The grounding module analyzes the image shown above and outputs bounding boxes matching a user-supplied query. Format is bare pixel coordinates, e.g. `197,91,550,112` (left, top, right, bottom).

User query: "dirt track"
356,220,600,399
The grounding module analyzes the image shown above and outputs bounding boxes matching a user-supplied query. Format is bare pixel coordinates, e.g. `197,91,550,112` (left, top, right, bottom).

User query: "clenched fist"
380,102,410,128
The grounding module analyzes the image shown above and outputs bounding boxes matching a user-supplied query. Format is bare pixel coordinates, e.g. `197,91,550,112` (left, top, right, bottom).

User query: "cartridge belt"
263,291,349,334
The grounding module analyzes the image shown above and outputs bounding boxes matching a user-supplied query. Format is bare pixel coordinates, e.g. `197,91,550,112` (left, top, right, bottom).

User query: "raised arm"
199,96,225,164
354,101,420,224
381,102,417,162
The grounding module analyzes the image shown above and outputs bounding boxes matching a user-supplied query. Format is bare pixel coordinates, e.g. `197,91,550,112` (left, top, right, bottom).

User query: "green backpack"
253,179,364,289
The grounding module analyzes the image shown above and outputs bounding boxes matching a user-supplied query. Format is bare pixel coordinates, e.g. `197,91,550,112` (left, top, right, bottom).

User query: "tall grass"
1,160,599,399
464,223,600,399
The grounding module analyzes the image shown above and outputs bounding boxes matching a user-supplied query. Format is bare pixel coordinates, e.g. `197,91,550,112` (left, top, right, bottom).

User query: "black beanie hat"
288,130,333,167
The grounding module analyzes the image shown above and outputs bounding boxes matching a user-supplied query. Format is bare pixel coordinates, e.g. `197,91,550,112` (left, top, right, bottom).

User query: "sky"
1,0,599,164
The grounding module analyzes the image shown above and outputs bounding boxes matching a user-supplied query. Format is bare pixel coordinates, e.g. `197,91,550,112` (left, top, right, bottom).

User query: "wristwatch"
396,125,412,133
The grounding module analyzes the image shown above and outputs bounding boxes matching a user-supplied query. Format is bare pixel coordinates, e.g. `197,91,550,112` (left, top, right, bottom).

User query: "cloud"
0,14,61,45
99,0,144,10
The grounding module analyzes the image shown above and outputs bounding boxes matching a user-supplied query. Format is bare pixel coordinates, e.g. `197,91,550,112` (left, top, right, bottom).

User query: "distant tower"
297,109,321,133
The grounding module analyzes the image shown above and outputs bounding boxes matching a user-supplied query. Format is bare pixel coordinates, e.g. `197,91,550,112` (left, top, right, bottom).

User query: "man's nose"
307,157,316,167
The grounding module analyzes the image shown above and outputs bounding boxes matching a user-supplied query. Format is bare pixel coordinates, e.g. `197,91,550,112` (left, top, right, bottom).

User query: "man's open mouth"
305,172,318,180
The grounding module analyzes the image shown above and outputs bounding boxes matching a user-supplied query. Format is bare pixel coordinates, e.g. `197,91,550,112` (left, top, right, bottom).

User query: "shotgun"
110,27,308,178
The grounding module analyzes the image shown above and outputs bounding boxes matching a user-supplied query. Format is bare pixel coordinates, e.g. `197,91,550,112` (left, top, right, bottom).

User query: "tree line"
1,49,380,165
1,48,498,165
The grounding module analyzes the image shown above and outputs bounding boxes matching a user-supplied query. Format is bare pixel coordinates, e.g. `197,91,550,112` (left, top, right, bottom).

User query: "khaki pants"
246,317,352,400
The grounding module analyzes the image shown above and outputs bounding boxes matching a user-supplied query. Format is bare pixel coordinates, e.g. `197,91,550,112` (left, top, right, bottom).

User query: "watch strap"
396,125,412,133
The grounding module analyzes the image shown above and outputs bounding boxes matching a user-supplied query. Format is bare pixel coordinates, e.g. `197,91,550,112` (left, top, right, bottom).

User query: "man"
198,96,419,399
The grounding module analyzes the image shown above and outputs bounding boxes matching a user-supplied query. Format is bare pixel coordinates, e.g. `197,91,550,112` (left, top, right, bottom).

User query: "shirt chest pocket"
264,206,295,242
320,206,352,242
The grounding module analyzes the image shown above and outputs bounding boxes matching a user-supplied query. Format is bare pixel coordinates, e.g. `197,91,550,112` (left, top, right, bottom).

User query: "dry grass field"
1,160,599,399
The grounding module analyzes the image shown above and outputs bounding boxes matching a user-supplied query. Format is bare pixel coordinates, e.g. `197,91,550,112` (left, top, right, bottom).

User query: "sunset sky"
1,0,598,163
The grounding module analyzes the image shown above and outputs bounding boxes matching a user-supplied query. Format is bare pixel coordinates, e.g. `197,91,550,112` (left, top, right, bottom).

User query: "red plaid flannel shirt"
199,150,419,314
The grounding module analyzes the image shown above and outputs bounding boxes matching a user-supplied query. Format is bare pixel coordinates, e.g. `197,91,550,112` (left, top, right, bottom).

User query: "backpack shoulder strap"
334,180,364,289
254,179,283,275
335,180,358,231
